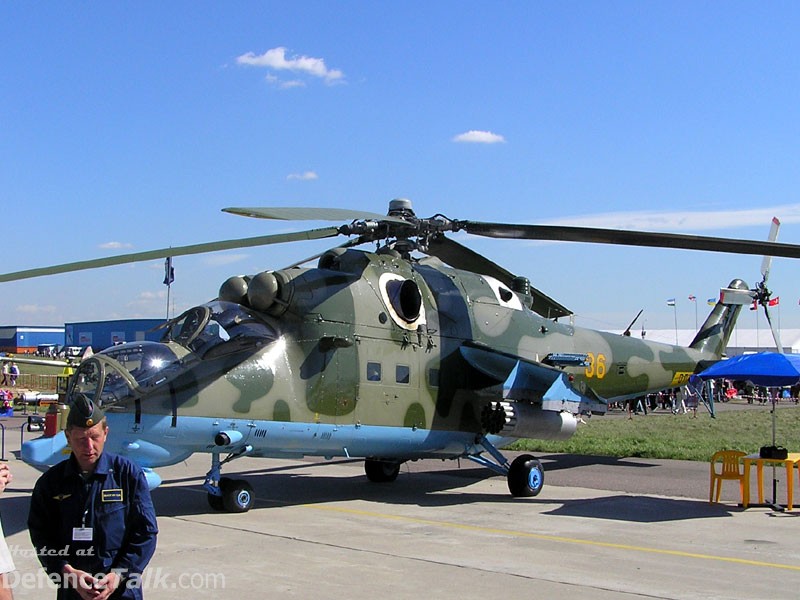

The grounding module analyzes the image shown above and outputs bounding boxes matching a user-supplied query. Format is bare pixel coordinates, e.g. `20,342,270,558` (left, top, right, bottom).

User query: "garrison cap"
67,394,105,428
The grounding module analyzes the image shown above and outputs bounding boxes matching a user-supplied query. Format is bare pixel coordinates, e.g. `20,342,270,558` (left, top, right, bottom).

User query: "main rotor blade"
224,206,408,224
426,236,572,319
0,227,341,283
460,222,800,259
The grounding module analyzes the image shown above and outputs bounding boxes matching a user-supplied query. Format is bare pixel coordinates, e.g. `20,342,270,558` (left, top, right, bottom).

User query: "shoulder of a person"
36,458,71,488
107,453,145,476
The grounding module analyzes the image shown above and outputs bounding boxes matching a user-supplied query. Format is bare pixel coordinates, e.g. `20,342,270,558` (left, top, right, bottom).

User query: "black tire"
507,454,544,497
207,492,224,511
222,479,255,513
364,459,401,483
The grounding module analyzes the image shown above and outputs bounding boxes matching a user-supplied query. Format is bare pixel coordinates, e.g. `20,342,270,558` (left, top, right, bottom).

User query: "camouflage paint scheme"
22,247,744,502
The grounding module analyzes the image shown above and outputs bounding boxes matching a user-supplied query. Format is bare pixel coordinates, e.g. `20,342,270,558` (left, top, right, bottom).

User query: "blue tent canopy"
698,352,800,387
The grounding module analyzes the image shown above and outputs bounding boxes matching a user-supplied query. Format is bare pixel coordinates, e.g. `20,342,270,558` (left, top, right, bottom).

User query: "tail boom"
689,278,748,358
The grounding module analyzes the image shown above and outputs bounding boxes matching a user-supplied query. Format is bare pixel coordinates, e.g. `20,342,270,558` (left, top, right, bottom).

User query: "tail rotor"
754,217,783,353
710,217,784,355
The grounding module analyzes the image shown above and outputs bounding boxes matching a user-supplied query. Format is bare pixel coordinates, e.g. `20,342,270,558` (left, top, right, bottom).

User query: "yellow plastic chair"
709,450,746,504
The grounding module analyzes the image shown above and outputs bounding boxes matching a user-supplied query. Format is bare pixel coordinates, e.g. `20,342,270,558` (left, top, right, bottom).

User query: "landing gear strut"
204,446,255,512
468,435,545,497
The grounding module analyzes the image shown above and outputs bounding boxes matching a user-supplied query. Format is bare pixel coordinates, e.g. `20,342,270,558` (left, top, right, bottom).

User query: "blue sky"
3,2,800,336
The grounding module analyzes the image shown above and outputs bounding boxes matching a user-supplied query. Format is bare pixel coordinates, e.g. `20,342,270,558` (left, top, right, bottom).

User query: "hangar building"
0,326,66,354
65,319,165,351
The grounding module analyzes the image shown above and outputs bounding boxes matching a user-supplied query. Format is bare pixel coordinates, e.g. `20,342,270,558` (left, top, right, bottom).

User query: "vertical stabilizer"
689,279,749,357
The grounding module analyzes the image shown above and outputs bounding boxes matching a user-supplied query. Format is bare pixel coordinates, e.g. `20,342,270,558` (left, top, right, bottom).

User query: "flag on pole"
707,298,716,305
768,296,780,307
163,257,174,286
750,301,758,310
666,298,676,306
688,295,696,301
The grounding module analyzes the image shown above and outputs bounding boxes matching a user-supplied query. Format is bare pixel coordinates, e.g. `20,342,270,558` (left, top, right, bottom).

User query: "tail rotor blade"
760,216,781,283
754,216,783,353
763,304,784,354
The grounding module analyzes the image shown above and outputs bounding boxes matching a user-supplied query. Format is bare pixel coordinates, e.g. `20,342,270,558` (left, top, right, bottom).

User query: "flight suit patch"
101,489,124,502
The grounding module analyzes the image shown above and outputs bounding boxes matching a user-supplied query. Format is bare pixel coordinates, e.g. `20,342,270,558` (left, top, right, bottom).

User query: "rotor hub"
388,198,415,218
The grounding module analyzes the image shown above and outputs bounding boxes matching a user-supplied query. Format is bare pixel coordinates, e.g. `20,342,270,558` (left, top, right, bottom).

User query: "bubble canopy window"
70,301,278,408
161,300,278,357
70,342,182,408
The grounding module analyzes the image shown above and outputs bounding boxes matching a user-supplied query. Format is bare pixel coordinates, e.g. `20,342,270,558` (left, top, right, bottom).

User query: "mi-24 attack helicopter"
13,200,800,512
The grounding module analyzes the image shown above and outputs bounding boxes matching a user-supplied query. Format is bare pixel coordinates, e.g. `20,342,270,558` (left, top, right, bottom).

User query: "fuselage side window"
396,364,410,385
367,361,382,382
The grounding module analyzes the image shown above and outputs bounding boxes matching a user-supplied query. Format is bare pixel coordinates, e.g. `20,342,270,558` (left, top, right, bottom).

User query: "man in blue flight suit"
28,395,158,599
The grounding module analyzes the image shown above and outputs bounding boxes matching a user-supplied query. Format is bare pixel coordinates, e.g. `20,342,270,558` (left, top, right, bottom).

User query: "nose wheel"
207,477,255,512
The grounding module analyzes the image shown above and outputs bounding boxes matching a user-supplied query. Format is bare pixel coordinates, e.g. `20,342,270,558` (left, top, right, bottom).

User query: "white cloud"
16,304,56,314
136,291,164,301
127,290,167,311
99,241,133,250
237,47,344,85
287,170,319,181
545,204,800,232
204,253,249,267
452,130,506,144
265,74,306,89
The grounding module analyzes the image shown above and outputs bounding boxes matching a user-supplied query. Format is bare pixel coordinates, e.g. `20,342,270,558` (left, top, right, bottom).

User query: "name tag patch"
101,489,124,503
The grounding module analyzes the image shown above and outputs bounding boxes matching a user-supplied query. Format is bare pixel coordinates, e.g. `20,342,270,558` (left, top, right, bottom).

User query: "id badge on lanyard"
72,507,93,542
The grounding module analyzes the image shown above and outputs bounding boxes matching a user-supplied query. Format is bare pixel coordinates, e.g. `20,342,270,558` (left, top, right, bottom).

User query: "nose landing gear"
204,446,256,512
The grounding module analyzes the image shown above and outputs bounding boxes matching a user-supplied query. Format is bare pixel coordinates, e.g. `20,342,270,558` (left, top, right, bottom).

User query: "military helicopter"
13,199,800,512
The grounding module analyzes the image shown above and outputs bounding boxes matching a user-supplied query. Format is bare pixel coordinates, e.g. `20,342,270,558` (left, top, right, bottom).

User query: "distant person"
685,376,701,418
7,365,17,387
626,397,636,419
28,395,158,599
677,386,688,414
0,364,7,386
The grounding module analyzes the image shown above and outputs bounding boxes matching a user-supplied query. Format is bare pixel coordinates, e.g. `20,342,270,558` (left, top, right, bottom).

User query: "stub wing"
460,343,607,415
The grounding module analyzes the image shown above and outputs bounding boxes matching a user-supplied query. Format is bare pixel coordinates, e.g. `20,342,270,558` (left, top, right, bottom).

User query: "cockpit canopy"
69,341,183,409
68,301,278,409
160,300,278,358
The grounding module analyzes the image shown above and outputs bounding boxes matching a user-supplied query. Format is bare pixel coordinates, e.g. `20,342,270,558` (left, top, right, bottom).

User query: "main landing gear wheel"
364,458,401,482
223,478,255,512
207,477,255,512
507,454,544,497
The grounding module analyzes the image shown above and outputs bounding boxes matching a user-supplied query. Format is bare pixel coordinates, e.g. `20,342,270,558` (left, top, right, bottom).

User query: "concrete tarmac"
2,421,799,599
